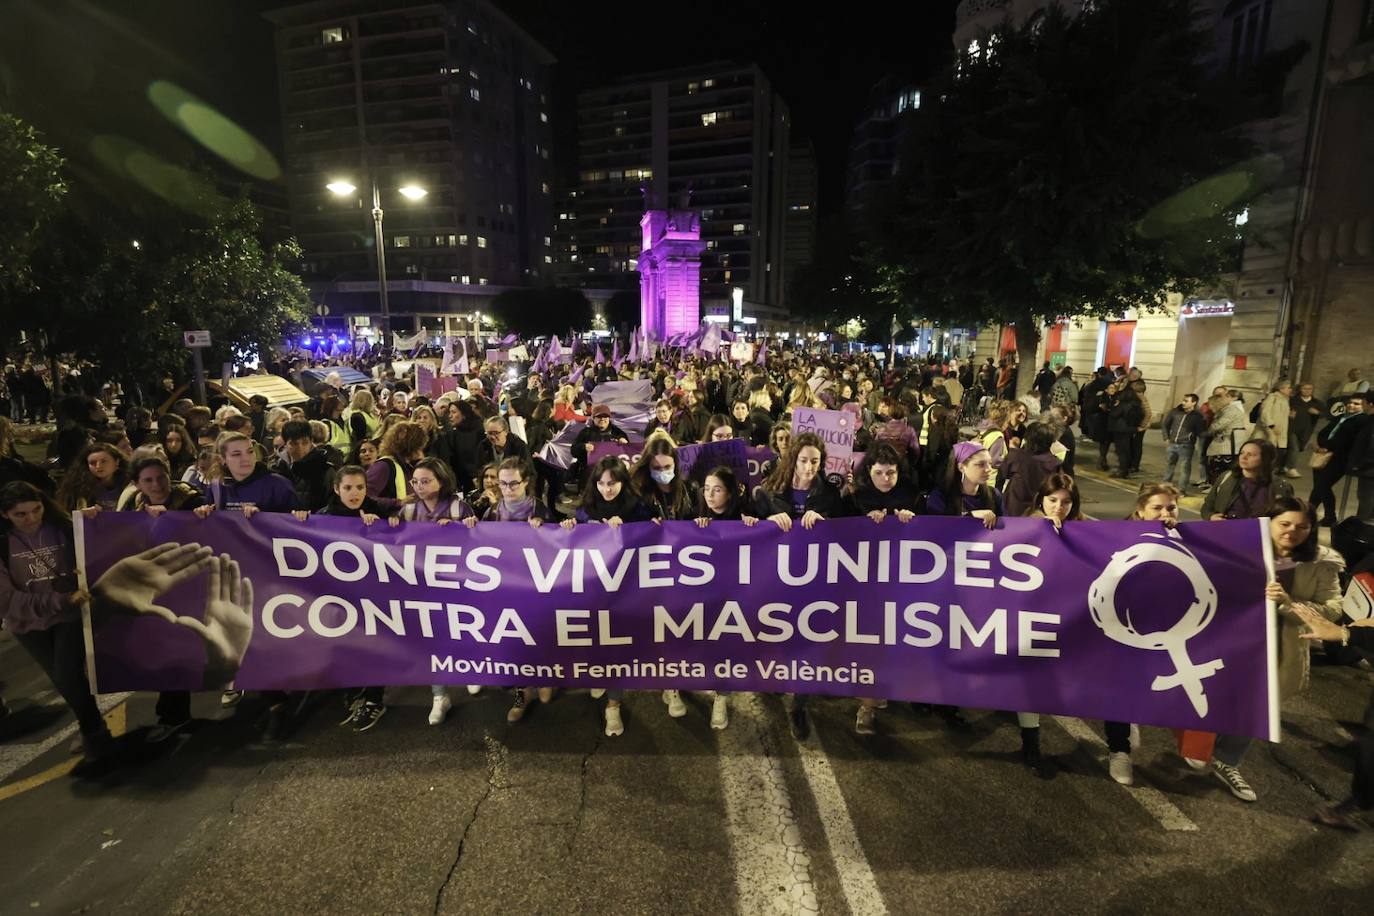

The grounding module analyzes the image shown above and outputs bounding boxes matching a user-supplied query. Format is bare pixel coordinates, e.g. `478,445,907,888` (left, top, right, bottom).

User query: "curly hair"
379,420,428,460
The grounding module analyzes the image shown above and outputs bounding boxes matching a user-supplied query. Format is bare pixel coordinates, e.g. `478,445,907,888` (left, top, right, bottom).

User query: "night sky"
0,0,958,215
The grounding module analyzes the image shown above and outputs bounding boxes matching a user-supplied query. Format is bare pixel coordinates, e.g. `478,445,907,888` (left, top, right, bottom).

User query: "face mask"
650,468,675,486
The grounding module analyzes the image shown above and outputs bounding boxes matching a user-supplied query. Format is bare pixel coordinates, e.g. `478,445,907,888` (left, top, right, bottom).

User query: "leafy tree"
865,0,1268,372
788,217,889,339
489,286,594,338
0,111,66,296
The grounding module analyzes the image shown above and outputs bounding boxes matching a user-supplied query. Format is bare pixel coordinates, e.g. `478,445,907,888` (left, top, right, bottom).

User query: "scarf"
497,495,536,521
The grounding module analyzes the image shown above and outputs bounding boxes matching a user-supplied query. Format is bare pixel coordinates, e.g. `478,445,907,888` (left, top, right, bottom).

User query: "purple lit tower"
637,185,706,340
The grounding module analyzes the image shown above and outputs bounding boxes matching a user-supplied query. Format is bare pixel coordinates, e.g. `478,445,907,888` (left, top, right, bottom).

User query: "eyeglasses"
497,480,525,490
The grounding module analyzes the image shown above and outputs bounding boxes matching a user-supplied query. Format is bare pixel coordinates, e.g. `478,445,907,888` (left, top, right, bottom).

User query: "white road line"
0,693,131,784
795,732,889,915
717,693,820,915
1052,716,1198,832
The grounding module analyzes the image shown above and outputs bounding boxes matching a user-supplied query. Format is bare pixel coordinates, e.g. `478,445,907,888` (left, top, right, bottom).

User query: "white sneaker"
1212,760,1257,802
537,687,554,704
1284,468,1300,478
663,689,687,718
466,685,481,696
604,705,624,737
1109,752,1134,786
1129,723,1141,750
428,693,452,726
710,695,729,730
590,688,606,699
1183,756,1208,771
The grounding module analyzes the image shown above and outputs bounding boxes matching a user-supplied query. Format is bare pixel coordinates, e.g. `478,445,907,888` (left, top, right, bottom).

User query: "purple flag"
755,340,768,366
595,344,606,365
79,512,1279,742
500,333,519,347
628,332,639,363
549,335,563,363
611,337,621,368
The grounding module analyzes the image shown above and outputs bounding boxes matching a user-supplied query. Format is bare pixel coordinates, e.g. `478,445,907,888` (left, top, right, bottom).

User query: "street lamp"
327,177,428,367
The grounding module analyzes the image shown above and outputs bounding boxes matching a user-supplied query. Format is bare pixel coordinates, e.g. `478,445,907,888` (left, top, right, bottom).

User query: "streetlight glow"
326,180,357,195
398,185,428,200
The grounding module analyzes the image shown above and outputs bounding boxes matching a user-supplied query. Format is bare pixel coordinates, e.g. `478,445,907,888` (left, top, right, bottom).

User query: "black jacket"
281,447,340,512
753,478,850,519
1162,407,1207,446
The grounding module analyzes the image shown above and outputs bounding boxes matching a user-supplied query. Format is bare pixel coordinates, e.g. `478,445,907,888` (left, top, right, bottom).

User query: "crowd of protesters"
1,340,1372,831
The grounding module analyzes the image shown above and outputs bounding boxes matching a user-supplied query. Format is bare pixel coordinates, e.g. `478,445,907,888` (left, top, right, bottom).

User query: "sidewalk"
1073,428,1342,532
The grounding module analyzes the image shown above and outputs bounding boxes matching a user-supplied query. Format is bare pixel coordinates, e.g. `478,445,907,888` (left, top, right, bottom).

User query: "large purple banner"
78,513,1278,740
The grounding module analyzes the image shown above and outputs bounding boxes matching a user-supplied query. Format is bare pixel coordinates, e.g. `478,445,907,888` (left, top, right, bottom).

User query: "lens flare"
147,80,281,181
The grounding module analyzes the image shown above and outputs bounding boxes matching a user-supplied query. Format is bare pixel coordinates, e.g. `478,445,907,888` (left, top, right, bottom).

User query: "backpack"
1249,400,1261,423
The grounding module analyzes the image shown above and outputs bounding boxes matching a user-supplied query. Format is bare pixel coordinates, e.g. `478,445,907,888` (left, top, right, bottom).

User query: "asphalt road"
2,627,1370,916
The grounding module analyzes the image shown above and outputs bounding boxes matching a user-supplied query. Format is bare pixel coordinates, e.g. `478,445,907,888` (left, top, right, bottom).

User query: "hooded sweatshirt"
215,463,299,513
999,449,1063,517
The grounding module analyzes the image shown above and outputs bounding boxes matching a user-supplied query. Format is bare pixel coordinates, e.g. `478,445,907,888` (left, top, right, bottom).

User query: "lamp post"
326,178,427,368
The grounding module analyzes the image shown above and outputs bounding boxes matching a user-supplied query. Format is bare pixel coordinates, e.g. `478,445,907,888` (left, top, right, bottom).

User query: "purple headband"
952,440,986,466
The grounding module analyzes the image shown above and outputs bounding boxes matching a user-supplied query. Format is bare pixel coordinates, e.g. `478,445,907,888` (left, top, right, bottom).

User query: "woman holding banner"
562,457,657,736
1013,472,1087,774
1186,497,1343,803
0,481,114,765
631,437,701,720
693,465,761,731
482,458,555,724
753,432,850,740
849,443,919,736
402,458,480,726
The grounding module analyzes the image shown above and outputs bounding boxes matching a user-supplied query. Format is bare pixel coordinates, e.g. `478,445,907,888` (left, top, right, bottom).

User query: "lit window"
544,255,553,263
461,274,471,284
628,258,637,270
732,223,746,235
447,234,457,246
478,277,488,285
570,254,578,262
723,270,732,281
540,112,548,123
687,81,699,94
1235,208,1249,227
703,79,715,88
544,236,551,246
541,182,550,194
701,112,717,126
322,27,345,44
470,87,480,101
459,234,469,245
469,69,479,81
614,126,625,137
706,240,716,249
394,236,411,248
477,236,487,248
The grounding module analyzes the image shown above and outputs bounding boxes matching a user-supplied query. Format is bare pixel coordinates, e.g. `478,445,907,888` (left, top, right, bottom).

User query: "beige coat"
1274,544,1345,700
1256,391,1291,445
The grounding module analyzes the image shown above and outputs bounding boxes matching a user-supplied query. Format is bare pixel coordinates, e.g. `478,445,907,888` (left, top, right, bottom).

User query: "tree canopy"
0,113,66,294
864,0,1267,365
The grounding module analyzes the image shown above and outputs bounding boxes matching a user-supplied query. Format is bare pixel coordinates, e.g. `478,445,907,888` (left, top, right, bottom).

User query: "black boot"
937,705,970,732
1021,726,1041,769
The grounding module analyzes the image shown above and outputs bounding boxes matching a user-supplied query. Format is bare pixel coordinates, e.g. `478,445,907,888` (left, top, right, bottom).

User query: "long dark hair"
696,465,748,518
579,455,639,517
409,456,457,502
1233,438,1279,483
698,413,734,443
0,481,71,533
934,446,996,514
1028,471,1084,521
1264,495,1319,562
56,442,129,511
762,432,827,493
631,437,693,518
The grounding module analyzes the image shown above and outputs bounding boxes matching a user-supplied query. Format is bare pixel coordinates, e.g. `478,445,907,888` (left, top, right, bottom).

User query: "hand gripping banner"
78,513,1279,740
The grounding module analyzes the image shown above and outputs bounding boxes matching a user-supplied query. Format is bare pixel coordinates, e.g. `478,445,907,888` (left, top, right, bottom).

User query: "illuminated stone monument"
638,186,706,340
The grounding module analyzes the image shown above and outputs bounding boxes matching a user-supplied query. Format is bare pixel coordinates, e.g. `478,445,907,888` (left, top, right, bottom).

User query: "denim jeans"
1162,442,1195,487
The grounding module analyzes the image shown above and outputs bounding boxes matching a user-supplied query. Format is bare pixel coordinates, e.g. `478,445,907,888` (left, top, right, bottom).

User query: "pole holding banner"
183,330,210,406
